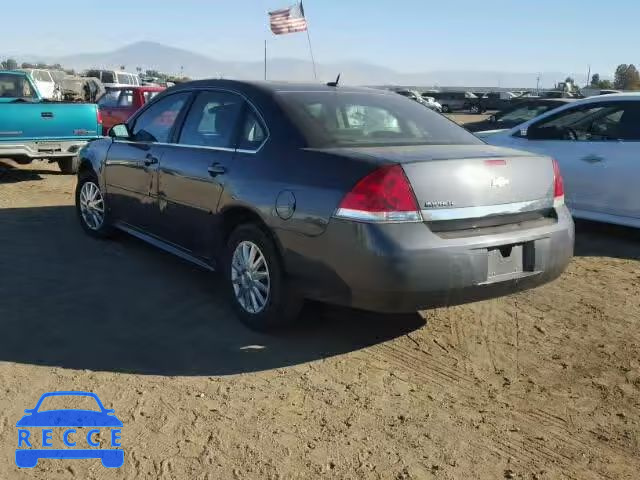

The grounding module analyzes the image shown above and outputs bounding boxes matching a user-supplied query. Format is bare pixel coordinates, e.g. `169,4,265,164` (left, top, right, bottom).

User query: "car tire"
75,172,113,238
470,104,481,114
225,223,303,331
441,105,451,113
58,156,79,175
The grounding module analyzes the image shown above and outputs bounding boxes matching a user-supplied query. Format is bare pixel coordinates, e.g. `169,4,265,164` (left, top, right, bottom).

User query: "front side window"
179,91,243,148
143,91,160,103
131,92,190,143
528,102,639,141
276,91,481,148
117,90,134,107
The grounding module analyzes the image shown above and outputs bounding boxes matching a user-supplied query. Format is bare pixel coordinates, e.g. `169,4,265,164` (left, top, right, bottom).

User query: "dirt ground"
0,154,638,480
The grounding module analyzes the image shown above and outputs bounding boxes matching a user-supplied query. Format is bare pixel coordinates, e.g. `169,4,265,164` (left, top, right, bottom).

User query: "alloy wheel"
231,241,271,314
79,181,105,230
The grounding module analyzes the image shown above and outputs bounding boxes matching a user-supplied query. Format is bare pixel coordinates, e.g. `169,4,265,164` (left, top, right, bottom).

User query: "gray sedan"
75,80,574,330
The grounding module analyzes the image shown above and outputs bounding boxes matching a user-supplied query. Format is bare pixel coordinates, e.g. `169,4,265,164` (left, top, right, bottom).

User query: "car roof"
107,85,165,92
171,79,385,95
0,70,27,76
574,92,640,103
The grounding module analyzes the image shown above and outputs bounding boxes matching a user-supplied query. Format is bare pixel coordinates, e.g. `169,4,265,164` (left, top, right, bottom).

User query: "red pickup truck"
97,86,165,135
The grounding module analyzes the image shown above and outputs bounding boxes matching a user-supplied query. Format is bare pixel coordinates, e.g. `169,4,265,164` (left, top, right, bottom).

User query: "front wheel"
441,104,451,113
75,173,113,238
470,104,481,114
225,224,302,331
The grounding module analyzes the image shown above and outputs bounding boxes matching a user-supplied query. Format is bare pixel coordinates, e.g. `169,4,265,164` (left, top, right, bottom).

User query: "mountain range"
22,41,581,88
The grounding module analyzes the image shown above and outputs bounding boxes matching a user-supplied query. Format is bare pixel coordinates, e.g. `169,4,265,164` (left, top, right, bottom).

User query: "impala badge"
490,176,510,188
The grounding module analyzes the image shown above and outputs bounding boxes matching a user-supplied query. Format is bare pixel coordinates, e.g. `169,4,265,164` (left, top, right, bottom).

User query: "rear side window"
102,71,115,83
276,91,482,148
34,70,51,82
179,91,243,148
131,92,190,143
238,106,267,150
98,90,120,107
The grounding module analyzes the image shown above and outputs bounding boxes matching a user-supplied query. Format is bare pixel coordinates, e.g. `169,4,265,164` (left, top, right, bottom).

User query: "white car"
481,93,640,228
19,69,61,100
84,69,140,88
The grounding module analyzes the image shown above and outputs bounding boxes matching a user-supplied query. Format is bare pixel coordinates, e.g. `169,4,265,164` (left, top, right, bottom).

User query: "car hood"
16,410,123,427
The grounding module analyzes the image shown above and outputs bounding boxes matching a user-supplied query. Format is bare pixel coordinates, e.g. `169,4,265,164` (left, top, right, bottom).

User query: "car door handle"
208,163,227,177
581,154,604,164
144,154,159,166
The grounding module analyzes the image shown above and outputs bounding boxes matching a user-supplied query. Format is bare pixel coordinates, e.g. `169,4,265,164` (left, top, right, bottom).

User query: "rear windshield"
276,91,482,148
0,73,37,99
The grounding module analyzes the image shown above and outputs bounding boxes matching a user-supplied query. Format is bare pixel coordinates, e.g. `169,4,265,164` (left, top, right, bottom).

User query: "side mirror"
109,123,130,139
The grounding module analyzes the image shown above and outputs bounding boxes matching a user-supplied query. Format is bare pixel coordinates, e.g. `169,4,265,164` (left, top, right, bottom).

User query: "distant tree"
21,62,35,69
52,63,62,70
564,76,575,84
145,69,162,78
614,64,640,90
599,79,613,89
1,58,18,70
590,73,600,87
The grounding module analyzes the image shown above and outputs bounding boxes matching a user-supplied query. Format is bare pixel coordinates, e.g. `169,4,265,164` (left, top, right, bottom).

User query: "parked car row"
0,69,164,173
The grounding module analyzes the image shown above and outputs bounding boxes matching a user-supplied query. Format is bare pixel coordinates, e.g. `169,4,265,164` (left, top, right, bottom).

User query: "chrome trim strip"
421,198,553,222
334,208,422,223
113,222,215,272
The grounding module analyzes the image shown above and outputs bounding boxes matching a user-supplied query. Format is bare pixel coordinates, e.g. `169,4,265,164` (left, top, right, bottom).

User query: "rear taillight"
96,109,103,126
335,164,422,222
552,158,564,206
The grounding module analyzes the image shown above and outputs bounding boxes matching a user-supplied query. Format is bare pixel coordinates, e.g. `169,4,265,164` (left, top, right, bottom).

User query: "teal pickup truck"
0,70,102,174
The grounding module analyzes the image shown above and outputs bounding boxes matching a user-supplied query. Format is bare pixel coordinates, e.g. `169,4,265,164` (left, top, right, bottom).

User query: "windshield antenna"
327,73,341,87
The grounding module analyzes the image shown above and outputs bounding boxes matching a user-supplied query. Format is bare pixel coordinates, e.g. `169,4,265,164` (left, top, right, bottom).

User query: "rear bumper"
0,140,92,162
283,206,574,313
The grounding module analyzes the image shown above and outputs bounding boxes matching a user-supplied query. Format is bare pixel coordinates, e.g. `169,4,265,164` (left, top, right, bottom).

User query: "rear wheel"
75,173,113,238
470,104,482,114
58,156,79,175
441,104,451,113
225,224,302,331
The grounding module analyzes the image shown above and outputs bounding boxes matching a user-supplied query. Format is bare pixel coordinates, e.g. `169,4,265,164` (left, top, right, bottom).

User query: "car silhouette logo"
15,391,123,468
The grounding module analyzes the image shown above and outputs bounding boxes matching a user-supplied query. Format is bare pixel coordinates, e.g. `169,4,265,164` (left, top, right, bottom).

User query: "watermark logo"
15,391,123,468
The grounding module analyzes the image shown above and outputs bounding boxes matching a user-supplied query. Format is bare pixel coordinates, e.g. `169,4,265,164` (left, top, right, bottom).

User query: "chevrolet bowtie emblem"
490,176,510,188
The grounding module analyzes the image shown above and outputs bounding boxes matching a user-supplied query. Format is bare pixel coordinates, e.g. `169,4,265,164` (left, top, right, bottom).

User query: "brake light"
96,109,103,125
552,158,565,206
335,164,422,222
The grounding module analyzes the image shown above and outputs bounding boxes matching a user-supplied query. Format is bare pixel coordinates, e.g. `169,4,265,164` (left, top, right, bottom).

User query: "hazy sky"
2,0,636,76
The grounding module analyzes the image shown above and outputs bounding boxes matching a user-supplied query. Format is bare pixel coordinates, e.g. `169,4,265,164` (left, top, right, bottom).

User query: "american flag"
269,2,308,35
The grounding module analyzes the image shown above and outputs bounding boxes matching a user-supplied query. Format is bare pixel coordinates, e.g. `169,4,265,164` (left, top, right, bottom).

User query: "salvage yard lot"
0,151,638,479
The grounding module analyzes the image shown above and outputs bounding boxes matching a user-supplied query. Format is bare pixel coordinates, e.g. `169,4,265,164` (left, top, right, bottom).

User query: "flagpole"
300,1,317,80
305,29,317,80
264,40,267,80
